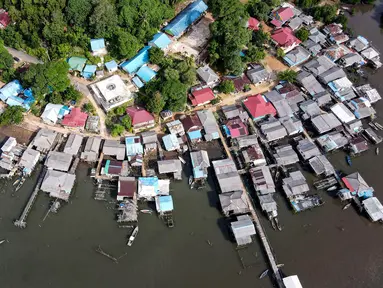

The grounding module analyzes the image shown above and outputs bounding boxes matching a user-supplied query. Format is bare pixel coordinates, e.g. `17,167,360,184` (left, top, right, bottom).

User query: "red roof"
189,87,215,106
243,94,277,120
275,7,294,22
0,11,10,28
341,177,354,192
248,17,260,31
61,108,88,127
226,117,248,138
126,106,154,126
271,27,301,48
118,178,136,197
270,19,283,28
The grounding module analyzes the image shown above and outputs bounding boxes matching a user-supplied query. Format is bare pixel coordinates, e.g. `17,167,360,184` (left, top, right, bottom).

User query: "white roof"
41,103,64,124
331,103,356,124
158,179,170,195
94,75,131,102
283,275,303,288
363,197,383,222
332,77,353,89
2,137,16,153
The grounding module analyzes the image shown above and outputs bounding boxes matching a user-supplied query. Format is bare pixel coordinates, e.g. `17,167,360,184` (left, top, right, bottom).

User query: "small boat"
259,269,269,279
127,226,139,246
343,203,352,210
178,156,186,164
327,185,338,191
140,209,153,214
369,122,379,131
346,155,352,166
13,178,21,186
277,263,284,268
376,147,379,155
374,122,383,130
0,239,5,245
189,176,193,186
15,177,26,191
50,201,61,213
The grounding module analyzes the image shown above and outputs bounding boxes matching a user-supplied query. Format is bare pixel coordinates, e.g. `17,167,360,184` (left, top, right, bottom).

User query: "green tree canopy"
246,44,266,63
295,28,309,42
121,115,132,130
147,91,166,114
276,48,285,58
66,0,93,27
161,80,187,111
247,0,271,22
89,0,118,38
149,47,165,66
219,80,235,94
312,5,338,24
112,29,142,60
111,124,125,137
0,106,25,126
0,40,14,71
278,69,298,83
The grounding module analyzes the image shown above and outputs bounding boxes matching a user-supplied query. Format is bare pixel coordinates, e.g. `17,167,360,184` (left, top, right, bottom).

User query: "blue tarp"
158,195,174,212
81,65,97,79
125,136,143,156
0,80,23,102
90,39,106,52
149,32,172,50
136,65,157,83
163,0,208,37
191,158,206,179
58,106,70,119
132,76,144,88
105,60,118,72
138,177,159,194
222,125,231,137
120,46,151,74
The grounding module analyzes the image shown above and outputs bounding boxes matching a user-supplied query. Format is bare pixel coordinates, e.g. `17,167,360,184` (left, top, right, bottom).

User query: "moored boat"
15,177,26,192
140,209,152,214
376,147,379,155
0,239,5,245
346,155,352,166
343,203,352,210
259,269,269,279
327,185,338,191
178,156,186,164
127,226,139,246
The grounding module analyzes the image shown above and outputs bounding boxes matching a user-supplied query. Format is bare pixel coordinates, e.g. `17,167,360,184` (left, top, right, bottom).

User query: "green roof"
67,57,87,72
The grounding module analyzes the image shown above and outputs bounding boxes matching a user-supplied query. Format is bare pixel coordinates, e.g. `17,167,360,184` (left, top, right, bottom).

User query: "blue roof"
0,80,23,102
58,106,70,118
81,65,97,79
163,0,208,37
138,177,159,194
125,136,143,156
132,76,144,88
158,195,174,212
187,130,202,140
90,38,106,52
105,60,118,72
162,134,179,151
120,46,151,74
136,65,157,83
149,32,172,50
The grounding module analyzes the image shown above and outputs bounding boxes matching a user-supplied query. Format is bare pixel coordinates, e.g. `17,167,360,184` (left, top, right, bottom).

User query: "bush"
121,115,132,130
82,102,96,115
295,28,309,42
278,69,298,83
111,124,125,137
0,106,25,126
276,48,285,58
218,80,235,94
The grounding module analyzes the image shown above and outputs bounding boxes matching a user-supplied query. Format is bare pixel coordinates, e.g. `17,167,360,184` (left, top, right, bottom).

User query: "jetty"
217,128,284,287
14,167,47,228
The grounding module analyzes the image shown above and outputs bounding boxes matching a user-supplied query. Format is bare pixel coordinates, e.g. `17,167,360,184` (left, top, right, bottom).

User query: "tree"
0,41,14,71
312,5,338,24
276,48,285,58
218,80,235,94
147,91,165,114
89,0,118,38
121,115,132,130
161,80,187,111
48,93,64,104
246,44,266,63
82,103,96,115
66,0,93,27
224,54,245,75
296,0,319,8
62,85,82,103
336,14,348,28
252,29,270,47
0,106,25,126
180,68,197,86
278,70,298,83
149,47,165,66
247,1,271,22
295,28,309,42
114,106,126,116
111,124,125,137
164,68,180,81
112,30,142,59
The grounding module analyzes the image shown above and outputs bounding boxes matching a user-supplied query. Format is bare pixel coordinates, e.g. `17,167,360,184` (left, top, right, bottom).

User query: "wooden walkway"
217,128,285,288
14,167,47,228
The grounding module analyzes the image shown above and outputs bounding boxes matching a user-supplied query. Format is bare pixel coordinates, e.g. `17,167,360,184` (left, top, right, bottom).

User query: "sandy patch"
262,55,289,72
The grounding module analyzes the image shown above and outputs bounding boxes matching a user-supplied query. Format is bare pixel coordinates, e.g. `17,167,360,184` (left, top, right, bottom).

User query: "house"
166,120,185,136
273,144,299,166
299,100,321,119
0,9,11,29
318,66,346,84
0,80,23,102
345,119,363,135
137,177,159,200
296,71,325,96
158,159,182,180
280,117,303,135
149,32,172,50
61,108,88,128
223,117,248,138
223,74,251,92
0,80,35,111
271,27,301,53
348,36,369,52
41,170,76,201
189,87,215,106
348,97,375,119
125,136,143,165
328,77,356,102
323,23,343,36
163,0,208,38
196,65,220,87
236,134,259,149
155,195,174,215
103,140,125,160
81,137,102,162
41,103,69,125
67,57,87,72
231,215,256,246
31,129,58,153
212,159,242,193
365,127,383,144
342,172,373,198
243,94,277,121
304,55,336,76
219,191,249,216
162,134,180,151
271,7,294,27
363,197,383,222
197,110,219,141
136,65,157,83
63,134,83,156
258,194,277,217
190,150,210,179
329,33,349,45
180,114,203,141
283,46,311,67
105,60,118,73
316,132,348,152
222,105,249,122
296,139,321,160
90,75,133,112
247,17,260,31
96,70,104,79
299,13,313,26
288,17,303,31
101,160,127,177
45,151,73,172
311,113,341,134
309,155,335,176
303,40,322,56
361,47,381,68
349,136,369,154
246,65,269,85
90,38,106,56
264,90,293,118
338,53,365,68
242,143,266,167
355,84,381,104
85,116,100,133
81,65,97,79
275,82,305,111
283,276,303,288
323,45,351,62
249,166,275,195
126,106,155,131
282,171,310,198
312,91,332,107
308,28,327,45
140,131,158,152
260,117,287,142
120,46,151,74
18,148,40,176
331,103,356,124
117,177,136,201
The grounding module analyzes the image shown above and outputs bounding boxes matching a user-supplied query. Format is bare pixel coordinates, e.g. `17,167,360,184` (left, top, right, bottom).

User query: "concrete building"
63,134,83,156
45,151,73,172
212,159,242,193
41,170,76,201
103,140,125,160
81,137,102,162
231,215,256,246
31,129,58,153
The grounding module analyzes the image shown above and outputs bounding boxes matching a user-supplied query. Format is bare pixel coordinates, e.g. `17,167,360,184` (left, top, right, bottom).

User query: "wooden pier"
217,128,285,288
14,167,47,228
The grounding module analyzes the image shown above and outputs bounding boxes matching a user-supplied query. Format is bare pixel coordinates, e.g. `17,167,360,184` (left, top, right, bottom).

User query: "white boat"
15,177,26,192
140,209,153,214
178,156,186,164
343,203,352,210
376,147,379,155
259,269,269,279
13,178,21,186
127,226,139,246
0,239,5,245
327,185,337,191
189,176,193,186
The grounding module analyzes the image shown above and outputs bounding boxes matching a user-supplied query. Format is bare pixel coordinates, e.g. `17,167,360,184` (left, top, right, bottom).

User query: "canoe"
178,156,186,164
0,239,5,245
140,209,152,214
327,185,338,191
376,147,379,155
343,203,352,210
346,155,352,166
127,226,139,246
259,269,269,279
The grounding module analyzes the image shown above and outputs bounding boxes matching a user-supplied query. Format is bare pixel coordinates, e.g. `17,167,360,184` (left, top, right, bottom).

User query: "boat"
0,239,5,245
127,226,139,246
369,122,379,131
189,175,193,185
259,269,269,279
178,156,186,164
140,209,153,214
277,263,284,268
50,201,61,213
346,155,352,166
15,177,26,192
343,203,352,210
374,122,383,130
327,185,338,191
13,177,21,186
376,147,380,155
